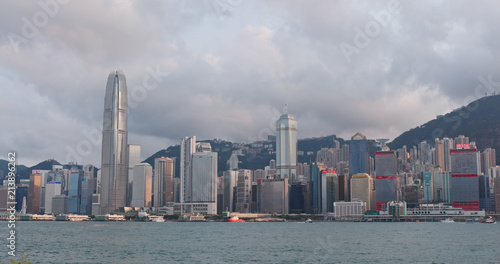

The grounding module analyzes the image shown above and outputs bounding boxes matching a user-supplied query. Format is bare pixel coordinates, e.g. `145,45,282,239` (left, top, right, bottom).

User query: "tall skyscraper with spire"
276,103,298,183
100,70,128,214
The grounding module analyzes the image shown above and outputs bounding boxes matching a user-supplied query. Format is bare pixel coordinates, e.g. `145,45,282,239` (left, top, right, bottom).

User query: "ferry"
189,213,206,222
150,216,165,222
67,214,90,221
440,218,454,223
227,216,245,222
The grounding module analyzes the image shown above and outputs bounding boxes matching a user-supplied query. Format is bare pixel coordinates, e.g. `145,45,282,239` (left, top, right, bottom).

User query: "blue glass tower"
68,169,83,214
348,132,370,175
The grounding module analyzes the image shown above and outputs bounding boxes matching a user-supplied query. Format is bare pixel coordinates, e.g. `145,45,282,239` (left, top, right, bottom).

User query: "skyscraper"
375,150,398,211
257,178,289,214
68,169,83,214
27,173,41,214
349,132,370,175
236,169,253,213
180,137,218,215
100,70,128,214
276,105,298,182
153,157,174,210
44,182,61,214
127,144,141,206
131,163,153,208
450,147,480,210
321,171,338,214
191,151,217,206
180,136,196,203
350,173,372,211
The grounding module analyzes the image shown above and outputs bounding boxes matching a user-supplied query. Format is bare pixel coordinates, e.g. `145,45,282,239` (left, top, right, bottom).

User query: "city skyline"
3,1,500,167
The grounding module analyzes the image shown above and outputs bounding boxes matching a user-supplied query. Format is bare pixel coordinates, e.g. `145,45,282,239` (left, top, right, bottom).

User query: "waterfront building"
100,70,129,214
350,173,372,211
0,187,8,212
450,147,480,210
276,105,298,182
309,162,326,214
495,179,500,213
27,173,41,214
289,181,309,214
82,164,97,197
337,174,348,201
179,137,217,215
321,170,338,213
79,178,95,215
402,184,422,208
236,169,252,213
51,195,68,215
68,169,83,214
127,144,141,206
153,157,174,209
223,170,238,212
44,182,61,214
131,163,153,208
334,201,365,220
180,136,196,203
191,149,217,214
375,150,398,211
349,132,370,175
257,178,289,214
478,175,492,212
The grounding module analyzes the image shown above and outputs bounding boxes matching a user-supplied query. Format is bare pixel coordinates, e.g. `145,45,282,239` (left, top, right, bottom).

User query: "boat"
189,213,206,222
305,218,313,223
150,216,165,222
482,216,497,224
440,218,454,223
227,216,245,222
67,214,90,221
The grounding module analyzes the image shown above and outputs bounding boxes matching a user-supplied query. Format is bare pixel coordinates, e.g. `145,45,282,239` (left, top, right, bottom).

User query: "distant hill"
143,135,347,175
388,94,500,163
16,159,63,180
0,159,27,180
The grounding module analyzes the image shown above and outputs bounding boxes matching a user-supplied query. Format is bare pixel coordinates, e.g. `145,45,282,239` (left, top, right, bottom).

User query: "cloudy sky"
2,0,500,167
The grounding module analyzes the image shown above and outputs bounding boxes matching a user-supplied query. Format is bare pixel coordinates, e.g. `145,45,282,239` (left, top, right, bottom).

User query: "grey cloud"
1,0,499,166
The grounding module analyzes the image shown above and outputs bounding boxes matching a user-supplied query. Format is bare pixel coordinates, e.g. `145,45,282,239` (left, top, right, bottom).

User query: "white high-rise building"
44,182,62,214
131,163,152,208
191,151,217,206
276,104,298,182
180,137,218,215
100,70,128,214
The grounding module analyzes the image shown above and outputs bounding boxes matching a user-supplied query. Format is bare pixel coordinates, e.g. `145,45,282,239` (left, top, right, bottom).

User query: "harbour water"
3,221,500,263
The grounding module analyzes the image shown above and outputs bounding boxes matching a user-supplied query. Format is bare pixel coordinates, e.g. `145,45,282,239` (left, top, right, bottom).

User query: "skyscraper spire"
284,101,288,114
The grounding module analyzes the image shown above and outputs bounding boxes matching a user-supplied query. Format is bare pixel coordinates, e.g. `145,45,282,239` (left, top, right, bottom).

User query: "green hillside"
388,94,500,163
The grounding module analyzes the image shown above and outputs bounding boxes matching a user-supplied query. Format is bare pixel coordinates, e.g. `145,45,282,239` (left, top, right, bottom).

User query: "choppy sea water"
2,221,500,263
